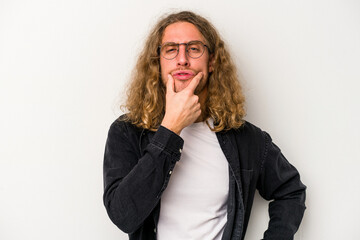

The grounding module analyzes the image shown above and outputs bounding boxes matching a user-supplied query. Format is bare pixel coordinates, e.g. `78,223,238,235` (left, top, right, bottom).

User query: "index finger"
186,72,203,93
166,74,175,94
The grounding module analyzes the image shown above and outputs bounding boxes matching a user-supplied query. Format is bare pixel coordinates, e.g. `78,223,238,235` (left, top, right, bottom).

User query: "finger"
186,72,203,93
191,102,201,112
195,102,201,111
166,74,175,94
194,108,201,118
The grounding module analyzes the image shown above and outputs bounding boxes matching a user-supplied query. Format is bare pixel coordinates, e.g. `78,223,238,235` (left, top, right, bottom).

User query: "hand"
161,72,203,135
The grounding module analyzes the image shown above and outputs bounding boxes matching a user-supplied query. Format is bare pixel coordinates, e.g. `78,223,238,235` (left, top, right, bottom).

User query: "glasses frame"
158,40,210,60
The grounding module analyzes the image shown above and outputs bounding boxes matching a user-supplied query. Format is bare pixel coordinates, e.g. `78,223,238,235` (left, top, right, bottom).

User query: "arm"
257,132,306,240
103,72,202,233
103,120,183,233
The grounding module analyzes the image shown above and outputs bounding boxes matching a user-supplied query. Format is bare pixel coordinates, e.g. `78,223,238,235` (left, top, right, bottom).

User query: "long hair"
123,11,246,132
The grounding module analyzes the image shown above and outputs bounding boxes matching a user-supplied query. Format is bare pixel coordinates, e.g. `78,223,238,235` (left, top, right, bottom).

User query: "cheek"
159,59,167,83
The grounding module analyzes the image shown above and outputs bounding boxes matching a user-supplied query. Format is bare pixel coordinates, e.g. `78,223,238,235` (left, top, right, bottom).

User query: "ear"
208,54,214,73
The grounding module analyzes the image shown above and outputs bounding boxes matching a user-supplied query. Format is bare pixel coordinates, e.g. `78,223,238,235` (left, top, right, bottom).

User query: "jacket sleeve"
103,120,183,233
257,132,306,240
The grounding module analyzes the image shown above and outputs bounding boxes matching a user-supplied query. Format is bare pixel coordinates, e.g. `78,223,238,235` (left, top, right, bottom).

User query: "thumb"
166,74,175,94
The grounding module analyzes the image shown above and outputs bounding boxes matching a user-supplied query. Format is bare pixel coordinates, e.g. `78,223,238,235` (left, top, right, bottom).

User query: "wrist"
160,121,182,135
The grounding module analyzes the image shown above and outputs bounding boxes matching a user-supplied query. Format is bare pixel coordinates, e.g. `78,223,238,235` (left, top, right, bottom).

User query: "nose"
176,45,189,67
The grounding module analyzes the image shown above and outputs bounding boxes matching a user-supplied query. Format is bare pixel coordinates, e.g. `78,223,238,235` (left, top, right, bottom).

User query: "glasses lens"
161,43,178,59
187,42,205,58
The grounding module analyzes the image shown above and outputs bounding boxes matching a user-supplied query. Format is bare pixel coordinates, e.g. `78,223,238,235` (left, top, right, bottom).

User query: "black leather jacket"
103,116,306,240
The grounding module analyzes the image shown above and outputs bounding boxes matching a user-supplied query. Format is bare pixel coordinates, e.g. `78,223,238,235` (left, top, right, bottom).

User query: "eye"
166,47,177,53
188,43,202,53
162,44,178,54
190,47,200,51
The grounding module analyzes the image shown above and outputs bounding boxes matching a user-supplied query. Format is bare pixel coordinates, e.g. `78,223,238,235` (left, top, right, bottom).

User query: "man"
103,11,306,240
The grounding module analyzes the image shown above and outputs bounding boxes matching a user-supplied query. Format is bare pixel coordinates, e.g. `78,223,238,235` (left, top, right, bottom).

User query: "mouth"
172,70,195,81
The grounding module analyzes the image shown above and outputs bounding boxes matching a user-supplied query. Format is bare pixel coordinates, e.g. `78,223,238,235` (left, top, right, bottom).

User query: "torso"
157,120,229,240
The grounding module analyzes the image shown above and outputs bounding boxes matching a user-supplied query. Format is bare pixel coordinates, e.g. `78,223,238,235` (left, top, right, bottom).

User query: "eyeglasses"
159,41,209,60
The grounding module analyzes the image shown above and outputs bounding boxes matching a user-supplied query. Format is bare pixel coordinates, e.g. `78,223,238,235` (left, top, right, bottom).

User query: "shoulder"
108,114,144,138
237,121,262,133
224,121,274,158
231,121,271,142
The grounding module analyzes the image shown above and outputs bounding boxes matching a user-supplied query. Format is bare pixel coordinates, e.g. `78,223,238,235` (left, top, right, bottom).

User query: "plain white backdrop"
1,0,359,239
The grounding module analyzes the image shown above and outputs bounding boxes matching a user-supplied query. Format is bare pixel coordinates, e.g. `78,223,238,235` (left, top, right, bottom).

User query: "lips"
172,70,195,80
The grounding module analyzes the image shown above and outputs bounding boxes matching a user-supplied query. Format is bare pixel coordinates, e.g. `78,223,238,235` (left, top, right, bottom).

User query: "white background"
1,0,359,239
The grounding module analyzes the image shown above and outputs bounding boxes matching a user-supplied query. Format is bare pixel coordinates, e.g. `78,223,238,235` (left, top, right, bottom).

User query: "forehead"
161,22,205,44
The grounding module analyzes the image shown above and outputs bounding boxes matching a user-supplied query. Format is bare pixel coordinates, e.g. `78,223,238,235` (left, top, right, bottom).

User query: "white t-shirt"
157,120,229,240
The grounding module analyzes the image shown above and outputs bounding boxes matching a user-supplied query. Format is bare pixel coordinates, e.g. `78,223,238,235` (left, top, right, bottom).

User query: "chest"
161,123,229,210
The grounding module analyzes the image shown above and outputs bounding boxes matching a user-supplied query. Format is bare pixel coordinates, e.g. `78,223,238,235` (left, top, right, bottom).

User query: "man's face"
160,22,213,94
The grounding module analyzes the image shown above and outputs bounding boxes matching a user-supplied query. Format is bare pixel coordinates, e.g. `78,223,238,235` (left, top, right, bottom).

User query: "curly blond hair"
122,11,245,132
